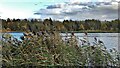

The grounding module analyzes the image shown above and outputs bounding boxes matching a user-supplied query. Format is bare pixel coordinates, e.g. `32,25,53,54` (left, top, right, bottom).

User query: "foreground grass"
1,31,120,67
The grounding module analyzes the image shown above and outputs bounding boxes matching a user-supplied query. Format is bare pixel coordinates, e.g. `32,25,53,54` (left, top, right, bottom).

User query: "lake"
4,32,119,50
61,33,119,51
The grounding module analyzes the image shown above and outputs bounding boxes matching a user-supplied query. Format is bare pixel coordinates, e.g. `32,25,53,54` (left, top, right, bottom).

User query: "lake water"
4,32,120,50
60,33,119,51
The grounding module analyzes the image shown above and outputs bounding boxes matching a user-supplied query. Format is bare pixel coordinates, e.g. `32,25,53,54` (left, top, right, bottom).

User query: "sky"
0,0,120,21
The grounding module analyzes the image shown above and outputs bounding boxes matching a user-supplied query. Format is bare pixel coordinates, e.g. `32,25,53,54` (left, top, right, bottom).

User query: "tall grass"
1,31,120,67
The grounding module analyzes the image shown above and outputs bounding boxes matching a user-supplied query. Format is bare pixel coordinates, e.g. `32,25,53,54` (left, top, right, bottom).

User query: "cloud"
34,1,118,21
46,4,61,9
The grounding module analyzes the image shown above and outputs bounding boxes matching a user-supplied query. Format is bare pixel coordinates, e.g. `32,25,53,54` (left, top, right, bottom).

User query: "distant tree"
24,19,28,22
2,19,7,29
79,24,85,30
101,23,107,30
84,20,90,30
6,18,11,22
12,18,16,22
1,18,119,32
16,19,21,22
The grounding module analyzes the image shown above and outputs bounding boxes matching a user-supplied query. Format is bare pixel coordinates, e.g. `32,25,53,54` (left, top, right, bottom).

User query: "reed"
1,31,119,67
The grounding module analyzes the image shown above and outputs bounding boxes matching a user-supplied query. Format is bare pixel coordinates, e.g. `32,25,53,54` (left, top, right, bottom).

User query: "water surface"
5,32,119,50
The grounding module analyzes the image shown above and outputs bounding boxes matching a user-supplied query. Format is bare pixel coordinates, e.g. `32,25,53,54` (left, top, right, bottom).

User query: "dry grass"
1,31,120,67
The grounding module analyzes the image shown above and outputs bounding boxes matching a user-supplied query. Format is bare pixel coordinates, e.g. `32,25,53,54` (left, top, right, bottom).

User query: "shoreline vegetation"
1,18,120,33
1,30,119,33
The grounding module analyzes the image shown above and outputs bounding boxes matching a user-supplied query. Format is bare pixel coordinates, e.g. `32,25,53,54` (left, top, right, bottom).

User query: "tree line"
2,18,120,32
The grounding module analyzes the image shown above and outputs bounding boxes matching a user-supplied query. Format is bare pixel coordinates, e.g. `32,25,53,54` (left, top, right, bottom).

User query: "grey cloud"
34,13,42,15
62,11,78,15
34,2,118,21
47,4,61,9
103,2,112,5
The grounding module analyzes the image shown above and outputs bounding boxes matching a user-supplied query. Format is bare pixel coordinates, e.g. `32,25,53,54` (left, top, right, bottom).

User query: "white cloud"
98,0,111,2
102,15,107,18
69,0,92,3
34,1,118,21
97,0,120,2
